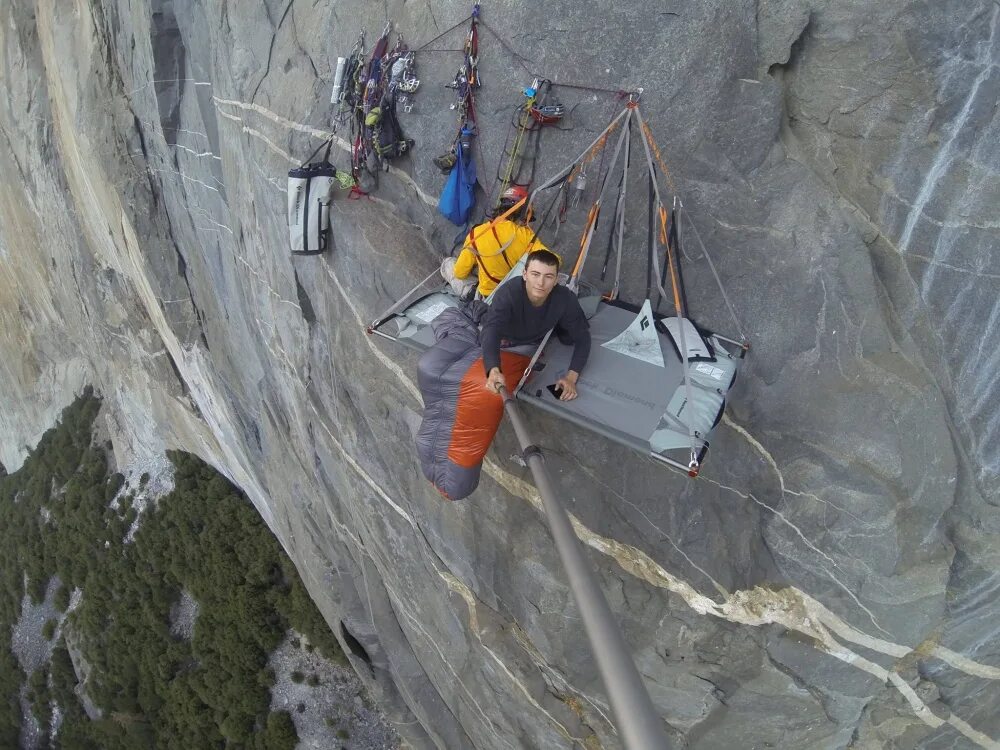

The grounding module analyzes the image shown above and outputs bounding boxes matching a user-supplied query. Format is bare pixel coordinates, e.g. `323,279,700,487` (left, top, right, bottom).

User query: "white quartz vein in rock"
216,108,295,162
898,5,999,261
720,415,893,636
211,97,439,207
235,254,299,308
147,166,221,194
126,78,213,97
132,116,298,312
574,460,729,598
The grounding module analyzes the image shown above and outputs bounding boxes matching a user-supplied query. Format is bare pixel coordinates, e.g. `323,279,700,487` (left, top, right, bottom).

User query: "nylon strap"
569,109,632,288
680,204,747,343
610,120,631,299
301,137,334,166
633,106,699,465
512,329,554,396
472,257,502,284
523,107,631,218
467,225,517,261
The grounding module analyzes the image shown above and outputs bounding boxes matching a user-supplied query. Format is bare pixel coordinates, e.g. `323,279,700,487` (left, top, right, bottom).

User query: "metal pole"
500,391,672,750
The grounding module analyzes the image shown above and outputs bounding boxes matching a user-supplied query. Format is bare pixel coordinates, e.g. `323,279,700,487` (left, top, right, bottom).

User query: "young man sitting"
480,249,591,401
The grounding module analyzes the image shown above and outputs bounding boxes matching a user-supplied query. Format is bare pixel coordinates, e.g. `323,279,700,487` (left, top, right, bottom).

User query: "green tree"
0,395,362,750
256,710,298,750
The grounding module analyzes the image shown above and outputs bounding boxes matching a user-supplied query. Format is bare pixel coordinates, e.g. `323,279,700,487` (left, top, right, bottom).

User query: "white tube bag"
287,140,337,255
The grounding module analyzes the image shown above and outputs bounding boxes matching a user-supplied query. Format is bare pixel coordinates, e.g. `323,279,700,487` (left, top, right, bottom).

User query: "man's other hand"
555,370,579,401
486,368,506,395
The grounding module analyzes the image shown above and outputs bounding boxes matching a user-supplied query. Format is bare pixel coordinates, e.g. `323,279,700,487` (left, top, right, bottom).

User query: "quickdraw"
390,51,420,112
432,4,485,216
331,23,418,195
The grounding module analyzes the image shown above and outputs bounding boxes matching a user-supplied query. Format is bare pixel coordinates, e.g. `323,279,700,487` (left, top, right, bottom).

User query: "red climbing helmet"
499,184,529,207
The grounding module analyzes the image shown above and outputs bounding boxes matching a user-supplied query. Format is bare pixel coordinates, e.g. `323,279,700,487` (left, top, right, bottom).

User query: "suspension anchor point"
522,444,543,462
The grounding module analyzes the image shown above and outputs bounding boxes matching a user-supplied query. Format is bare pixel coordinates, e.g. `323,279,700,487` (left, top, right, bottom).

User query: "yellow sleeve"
515,224,547,253
514,224,559,265
453,246,477,280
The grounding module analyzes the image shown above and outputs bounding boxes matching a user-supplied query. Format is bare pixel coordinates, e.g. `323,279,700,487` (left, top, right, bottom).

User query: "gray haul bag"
287,140,337,255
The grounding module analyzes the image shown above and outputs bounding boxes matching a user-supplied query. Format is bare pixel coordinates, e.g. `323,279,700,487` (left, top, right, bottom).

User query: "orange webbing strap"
561,112,626,196
496,196,527,221
570,117,624,186
529,107,629,202
630,107,704,474
467,221,517,263
640,119,677,195
660,206,683,315
473,257,502,284
566,111,633,287
465,196,528,249
571,204,599,279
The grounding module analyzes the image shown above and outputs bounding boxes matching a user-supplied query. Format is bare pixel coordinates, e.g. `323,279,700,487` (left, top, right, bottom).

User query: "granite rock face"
1,0,998,747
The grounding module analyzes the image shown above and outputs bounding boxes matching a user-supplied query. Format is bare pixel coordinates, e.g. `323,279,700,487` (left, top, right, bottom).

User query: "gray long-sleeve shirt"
481,280,591,375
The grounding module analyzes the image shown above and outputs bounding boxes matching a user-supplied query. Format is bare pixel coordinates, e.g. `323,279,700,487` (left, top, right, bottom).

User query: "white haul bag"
287,140,337,255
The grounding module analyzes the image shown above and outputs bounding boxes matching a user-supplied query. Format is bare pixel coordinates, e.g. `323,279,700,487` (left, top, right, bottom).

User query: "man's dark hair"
525,249,560,271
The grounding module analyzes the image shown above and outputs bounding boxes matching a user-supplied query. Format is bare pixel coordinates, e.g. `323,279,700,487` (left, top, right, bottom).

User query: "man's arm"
452,246,476,280
549,295,590,401
553,369,580,401
562,299,592,375
480,286,514,385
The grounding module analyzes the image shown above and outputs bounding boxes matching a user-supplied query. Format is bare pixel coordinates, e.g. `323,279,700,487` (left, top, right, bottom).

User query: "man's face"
523,260,559,302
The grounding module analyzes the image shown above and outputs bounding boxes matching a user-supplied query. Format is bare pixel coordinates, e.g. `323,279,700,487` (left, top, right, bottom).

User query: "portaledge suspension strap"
610,118,631,299
680,204,748,345
633,105,700,469
567,109,632,290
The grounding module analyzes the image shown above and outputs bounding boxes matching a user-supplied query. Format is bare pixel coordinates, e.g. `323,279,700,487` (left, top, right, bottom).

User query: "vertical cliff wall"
1,0,998,747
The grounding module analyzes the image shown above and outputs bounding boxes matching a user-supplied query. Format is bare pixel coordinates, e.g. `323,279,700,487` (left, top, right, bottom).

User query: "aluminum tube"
501,394,672,750
367,270,442,332
331,57,347,104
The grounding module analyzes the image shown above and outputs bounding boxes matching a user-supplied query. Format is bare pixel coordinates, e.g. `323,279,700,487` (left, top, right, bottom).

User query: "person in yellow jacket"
441,186,553,298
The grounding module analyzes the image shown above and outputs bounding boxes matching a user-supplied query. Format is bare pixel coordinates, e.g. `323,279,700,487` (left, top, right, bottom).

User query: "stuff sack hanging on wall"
288,140,337,255
438,129,477,225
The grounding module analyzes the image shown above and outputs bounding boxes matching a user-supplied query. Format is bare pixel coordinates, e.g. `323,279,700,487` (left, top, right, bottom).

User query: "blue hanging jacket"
438,134,476,225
